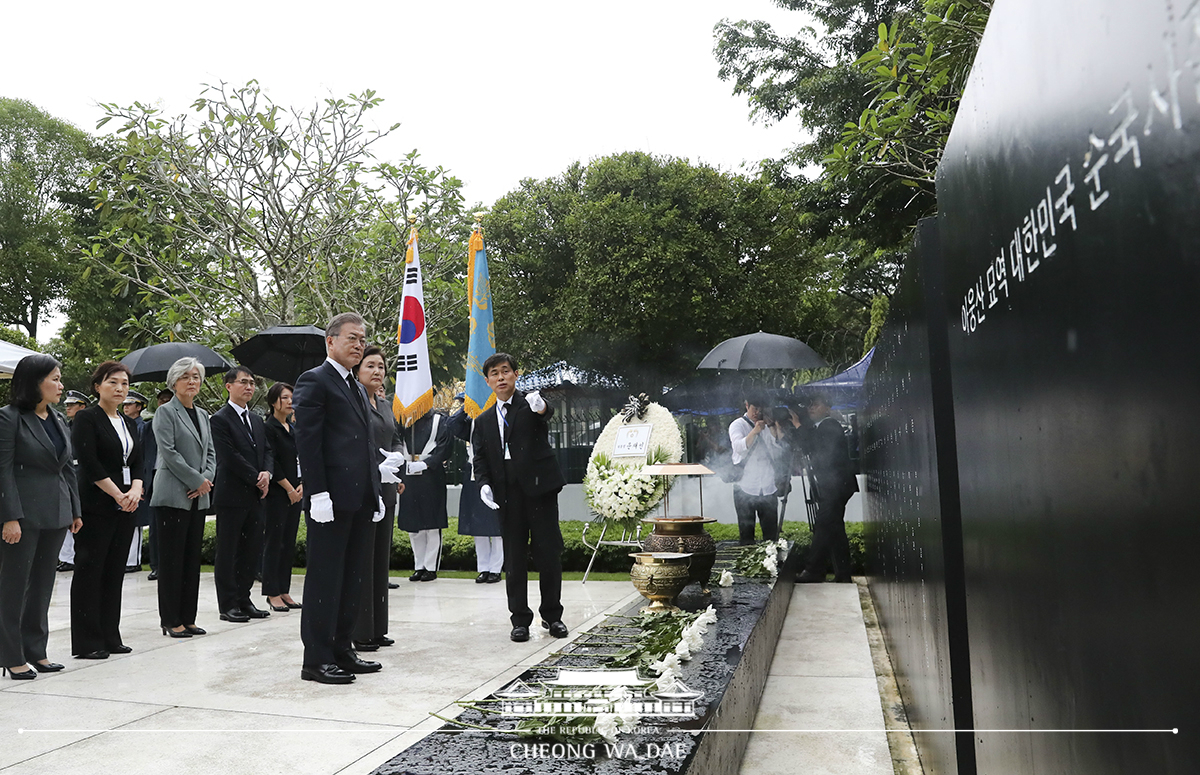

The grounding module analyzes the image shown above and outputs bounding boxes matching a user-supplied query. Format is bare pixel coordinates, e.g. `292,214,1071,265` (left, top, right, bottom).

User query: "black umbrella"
696,331,827,371
121,343,235,383
230,324,327,384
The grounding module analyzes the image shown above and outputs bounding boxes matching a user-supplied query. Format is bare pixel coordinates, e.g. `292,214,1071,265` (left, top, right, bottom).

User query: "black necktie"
241,410,256,445
347,375,364,410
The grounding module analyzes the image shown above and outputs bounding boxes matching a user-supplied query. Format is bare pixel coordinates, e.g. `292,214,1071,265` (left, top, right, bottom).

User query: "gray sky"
4,0,808,340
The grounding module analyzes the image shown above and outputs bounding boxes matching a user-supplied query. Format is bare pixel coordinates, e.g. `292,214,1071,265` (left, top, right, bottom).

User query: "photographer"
727,392,784,543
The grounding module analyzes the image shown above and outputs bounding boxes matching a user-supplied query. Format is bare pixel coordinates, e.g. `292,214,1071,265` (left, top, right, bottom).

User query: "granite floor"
740,583,894,775
0,572,896,775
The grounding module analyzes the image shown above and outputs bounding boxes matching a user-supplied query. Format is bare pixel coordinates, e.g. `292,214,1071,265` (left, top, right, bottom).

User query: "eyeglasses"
339,334,367,345
232,379,255,387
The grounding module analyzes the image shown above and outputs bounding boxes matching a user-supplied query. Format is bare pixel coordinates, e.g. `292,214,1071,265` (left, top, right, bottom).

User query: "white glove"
379,448,407,468
479,484,500,510
525,390,546,413
406,461,428,475
372,496,385,523
379,461,402,484
310,492,334,523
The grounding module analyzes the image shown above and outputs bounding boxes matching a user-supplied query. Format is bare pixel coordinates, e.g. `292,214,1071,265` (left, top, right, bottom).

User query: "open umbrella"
697,331,827,371
121,343,234,383
230,324,327,384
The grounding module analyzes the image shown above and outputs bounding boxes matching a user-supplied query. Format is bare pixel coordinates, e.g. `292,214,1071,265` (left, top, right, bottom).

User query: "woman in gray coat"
0,354,81,679
150,358,217,638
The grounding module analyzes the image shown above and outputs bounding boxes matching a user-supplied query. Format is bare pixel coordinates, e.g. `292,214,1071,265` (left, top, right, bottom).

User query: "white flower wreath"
583,401,684,530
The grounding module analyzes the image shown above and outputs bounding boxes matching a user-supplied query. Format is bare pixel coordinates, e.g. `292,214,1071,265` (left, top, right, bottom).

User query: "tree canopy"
485,151,868,393
0,98,94,339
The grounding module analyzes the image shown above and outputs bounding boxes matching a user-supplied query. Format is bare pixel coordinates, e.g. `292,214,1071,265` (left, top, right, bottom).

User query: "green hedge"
184,518,867,575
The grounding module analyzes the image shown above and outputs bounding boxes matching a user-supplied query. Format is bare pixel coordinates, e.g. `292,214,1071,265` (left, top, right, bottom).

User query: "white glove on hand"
379,448,407,468
372,496,385,523
525,390,546,414
379,461,402,484
310,492,334,524
406,461,428,475
479,484,500,510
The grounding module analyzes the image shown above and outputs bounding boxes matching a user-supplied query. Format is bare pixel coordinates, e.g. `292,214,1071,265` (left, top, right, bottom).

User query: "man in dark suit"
470,353,568,643
796,392,860,583
210,366,274,622
293,312,385,684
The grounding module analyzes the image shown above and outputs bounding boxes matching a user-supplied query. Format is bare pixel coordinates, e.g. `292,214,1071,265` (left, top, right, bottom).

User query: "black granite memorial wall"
865,1,1199,772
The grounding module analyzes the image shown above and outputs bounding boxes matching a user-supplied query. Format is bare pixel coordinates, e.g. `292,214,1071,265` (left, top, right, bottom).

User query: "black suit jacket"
293,360,381,513
264,415,300,492
72,405,144,514
210,404,274,509
805,417,859,502
0,405,81,528
471,390,565,505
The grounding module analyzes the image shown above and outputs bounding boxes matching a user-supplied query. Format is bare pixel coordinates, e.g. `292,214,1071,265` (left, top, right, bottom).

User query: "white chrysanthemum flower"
763,552,778,576
594,713,620,743
649,651,682,677
777,537,789,554
683,626,705,653
674,638,692,660
655,667,682,693
697,605,717,627
717,569,734,587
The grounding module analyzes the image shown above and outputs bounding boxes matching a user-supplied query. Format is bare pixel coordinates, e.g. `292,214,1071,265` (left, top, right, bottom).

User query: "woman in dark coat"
262,382,303,612
352,345,403,650
448,407,502,583
70,361,143,659
0,354,81,679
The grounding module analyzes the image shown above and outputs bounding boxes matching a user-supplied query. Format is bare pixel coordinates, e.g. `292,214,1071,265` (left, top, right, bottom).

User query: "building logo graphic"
494,668,703,718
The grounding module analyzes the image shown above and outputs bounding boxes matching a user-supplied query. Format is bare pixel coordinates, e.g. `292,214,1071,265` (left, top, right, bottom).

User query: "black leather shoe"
387,581,399,589
486,572,502,584
335,651,382,674
183,625,207,635
33,661,64,673
419,570,437,581
284,600,302,610
220,608,250,623
57,562,74,572
163,627,192,638
267,598,290,612
75,650,109,659
147,570,158,580
124,564,140,574
3,666,36,680
510,626,530,642
301,664,355,684
408,570,423,582
795,570,825,583
240,603,270,619
108,644,133,654
475,572,489,584
352,639,380,652
541,620,569,638
376,635,394,647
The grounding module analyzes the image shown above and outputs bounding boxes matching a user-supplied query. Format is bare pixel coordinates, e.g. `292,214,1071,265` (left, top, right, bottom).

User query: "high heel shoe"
162,627,192,638
284,600,302,610
33,661,64,673
3,666,36,680
267,598,290,612
183,625,206,636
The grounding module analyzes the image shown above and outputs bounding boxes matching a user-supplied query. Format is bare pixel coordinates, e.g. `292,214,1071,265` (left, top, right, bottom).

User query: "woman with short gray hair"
151,358,216,637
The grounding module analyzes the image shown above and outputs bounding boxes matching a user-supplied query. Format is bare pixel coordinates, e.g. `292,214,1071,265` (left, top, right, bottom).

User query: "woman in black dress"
70,361,143,659
262,382,303,612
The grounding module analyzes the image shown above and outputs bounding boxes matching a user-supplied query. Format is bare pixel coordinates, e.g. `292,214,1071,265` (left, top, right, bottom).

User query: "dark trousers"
733,488,780,543
146,505,160,572
156,504,205,628
500,467,564,628
0,526,67,666
353,496,395,642
214,503,263,611
805,493,851,578
262,490,301,598
71,511,134,655
300,502,374,665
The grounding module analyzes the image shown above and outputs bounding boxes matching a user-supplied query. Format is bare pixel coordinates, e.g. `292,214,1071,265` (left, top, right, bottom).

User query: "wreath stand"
580,521,646,584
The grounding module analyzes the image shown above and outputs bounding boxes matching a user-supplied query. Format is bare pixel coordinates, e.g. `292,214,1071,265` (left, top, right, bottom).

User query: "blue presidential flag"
464,226,496,419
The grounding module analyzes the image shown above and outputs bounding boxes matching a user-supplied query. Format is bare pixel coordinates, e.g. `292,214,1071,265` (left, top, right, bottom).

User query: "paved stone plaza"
0,572,892,775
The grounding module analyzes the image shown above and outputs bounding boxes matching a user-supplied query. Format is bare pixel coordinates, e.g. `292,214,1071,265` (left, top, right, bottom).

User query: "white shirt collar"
227,400,248,417
325,356,352,380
